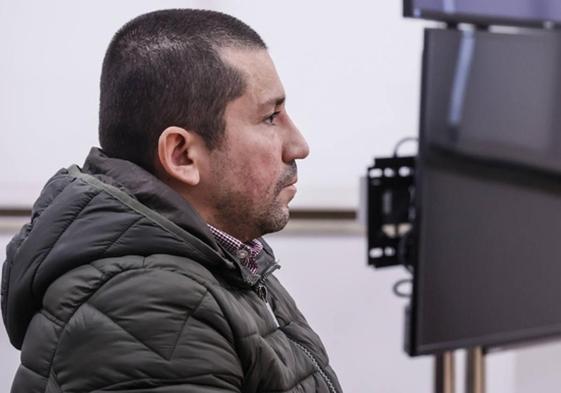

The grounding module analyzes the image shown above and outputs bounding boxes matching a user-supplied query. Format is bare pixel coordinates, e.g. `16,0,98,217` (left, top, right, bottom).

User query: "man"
1,8,342,393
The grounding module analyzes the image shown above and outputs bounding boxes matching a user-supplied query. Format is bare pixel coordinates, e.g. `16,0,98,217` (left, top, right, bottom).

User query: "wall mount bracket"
367,155,416,268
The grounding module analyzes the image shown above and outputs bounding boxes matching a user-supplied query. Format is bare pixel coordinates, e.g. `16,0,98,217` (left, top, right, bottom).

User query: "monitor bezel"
403,0,561,29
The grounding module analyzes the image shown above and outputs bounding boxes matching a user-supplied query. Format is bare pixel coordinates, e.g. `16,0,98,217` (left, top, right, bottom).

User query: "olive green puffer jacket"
2,148,342,393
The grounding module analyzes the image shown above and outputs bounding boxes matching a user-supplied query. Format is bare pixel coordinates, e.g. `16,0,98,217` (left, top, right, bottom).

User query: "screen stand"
434,348,486,393
435,351,455,393
466,347,485,393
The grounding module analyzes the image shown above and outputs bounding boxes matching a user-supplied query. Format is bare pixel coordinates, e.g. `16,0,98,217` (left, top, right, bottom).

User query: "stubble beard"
254,161,298,235
211,162,297,241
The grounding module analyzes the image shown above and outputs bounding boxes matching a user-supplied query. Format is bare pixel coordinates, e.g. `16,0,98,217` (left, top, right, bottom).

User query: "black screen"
404,0,561,27
411,28,561,355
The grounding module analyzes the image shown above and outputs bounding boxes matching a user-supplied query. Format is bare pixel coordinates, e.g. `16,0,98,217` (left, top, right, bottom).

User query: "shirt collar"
207,225,263,273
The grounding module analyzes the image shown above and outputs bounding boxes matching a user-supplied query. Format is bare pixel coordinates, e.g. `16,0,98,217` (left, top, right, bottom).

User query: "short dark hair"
99,9,267,172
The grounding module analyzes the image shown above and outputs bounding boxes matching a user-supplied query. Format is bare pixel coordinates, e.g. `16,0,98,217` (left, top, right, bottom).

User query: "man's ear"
157,126,202,186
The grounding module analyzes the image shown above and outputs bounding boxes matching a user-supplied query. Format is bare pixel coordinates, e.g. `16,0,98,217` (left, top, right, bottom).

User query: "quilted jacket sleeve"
48,266,243,392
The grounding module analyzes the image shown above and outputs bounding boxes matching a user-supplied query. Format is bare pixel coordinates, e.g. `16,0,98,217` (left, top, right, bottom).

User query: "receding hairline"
218,46,286,102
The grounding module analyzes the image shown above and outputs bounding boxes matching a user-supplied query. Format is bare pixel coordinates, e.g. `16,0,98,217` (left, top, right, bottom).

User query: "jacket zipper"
253,261,280,305
253,264,338,393
254,262,281,328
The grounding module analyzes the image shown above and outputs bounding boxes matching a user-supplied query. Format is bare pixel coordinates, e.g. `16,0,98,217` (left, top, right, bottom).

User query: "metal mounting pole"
435,351,455,393
466,347,485,393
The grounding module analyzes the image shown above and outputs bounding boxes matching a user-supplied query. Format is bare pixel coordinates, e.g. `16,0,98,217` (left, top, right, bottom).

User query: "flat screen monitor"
404,0,561,28
410,28,561,356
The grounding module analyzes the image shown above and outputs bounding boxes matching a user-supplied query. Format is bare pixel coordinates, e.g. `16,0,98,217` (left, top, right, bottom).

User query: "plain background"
1,1,561,392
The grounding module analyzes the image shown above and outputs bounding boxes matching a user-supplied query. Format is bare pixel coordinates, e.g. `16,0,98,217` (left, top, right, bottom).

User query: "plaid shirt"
208,225,263,274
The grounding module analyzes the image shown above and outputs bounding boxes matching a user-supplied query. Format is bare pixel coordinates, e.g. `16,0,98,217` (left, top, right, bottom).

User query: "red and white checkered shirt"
208,225,263,274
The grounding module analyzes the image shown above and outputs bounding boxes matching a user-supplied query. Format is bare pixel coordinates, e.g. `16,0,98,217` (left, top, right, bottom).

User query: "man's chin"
258,206,290,236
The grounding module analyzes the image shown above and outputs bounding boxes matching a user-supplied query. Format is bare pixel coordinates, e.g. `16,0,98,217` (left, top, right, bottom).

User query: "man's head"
99,9,266,171
100,9,309,241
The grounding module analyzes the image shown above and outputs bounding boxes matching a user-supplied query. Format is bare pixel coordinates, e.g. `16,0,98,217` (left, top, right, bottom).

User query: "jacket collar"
82,147,220,251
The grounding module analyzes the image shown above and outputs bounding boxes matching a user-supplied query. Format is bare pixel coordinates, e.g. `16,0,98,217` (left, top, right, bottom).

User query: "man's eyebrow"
260,96,286,109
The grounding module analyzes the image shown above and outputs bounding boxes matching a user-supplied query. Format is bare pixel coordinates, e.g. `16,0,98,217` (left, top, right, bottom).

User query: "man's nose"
283,119,310,162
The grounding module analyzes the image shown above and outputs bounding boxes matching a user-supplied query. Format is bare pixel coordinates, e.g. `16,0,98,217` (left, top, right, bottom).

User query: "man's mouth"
276,162,298,194
285,178,298,187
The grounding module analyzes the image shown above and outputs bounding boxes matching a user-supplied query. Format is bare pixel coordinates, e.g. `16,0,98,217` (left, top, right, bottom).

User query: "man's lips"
285,178,298,188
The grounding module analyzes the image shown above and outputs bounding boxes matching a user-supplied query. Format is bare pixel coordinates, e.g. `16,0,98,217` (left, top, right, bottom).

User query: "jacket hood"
2,147,262,349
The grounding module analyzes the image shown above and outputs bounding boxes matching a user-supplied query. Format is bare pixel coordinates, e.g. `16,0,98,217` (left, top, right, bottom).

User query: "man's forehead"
219,46,285,105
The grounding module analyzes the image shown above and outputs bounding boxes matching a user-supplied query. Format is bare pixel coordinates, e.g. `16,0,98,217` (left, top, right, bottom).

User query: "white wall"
0,0,424,209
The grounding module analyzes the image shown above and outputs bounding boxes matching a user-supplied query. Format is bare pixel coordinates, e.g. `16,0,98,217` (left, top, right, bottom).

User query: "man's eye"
264,111,281,125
